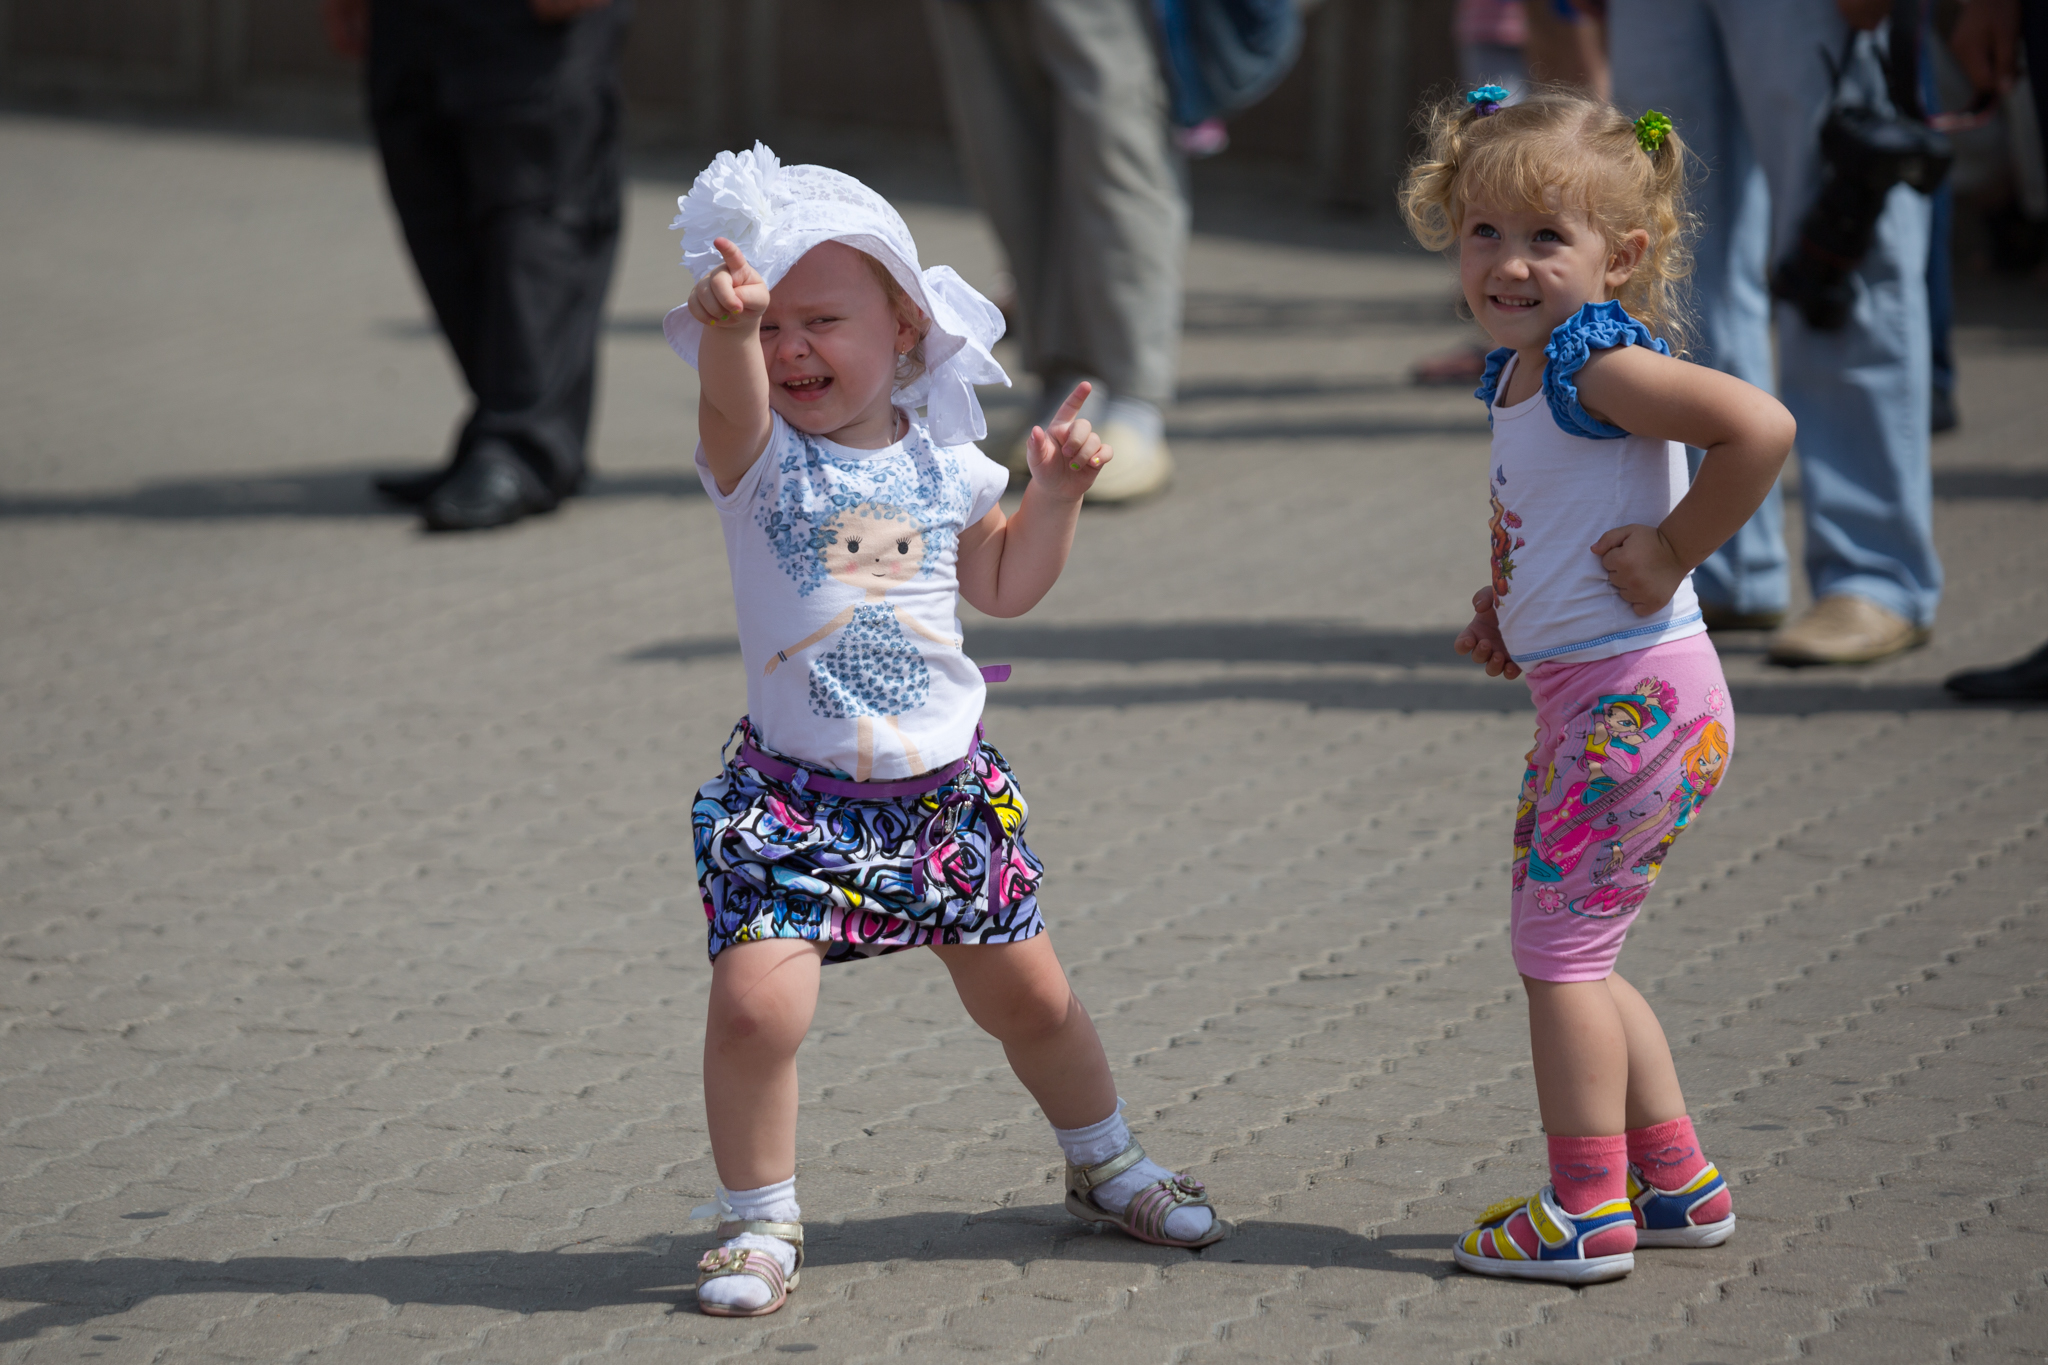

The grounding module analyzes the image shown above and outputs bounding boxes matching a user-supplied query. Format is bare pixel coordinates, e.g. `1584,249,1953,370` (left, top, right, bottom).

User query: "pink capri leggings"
1510,633,1734,983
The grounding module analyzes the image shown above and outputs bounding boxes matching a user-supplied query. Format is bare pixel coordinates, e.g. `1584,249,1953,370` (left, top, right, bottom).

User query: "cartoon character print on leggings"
763,499,961,781
1514,676,1731,921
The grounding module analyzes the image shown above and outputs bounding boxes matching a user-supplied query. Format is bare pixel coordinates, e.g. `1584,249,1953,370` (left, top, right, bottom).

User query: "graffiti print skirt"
693,720,1046,964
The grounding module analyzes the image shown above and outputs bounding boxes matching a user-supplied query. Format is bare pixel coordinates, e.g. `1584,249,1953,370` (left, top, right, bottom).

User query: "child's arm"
763,604,857,674
689,237,775,496
1574,347,1796,617
1454,586,1523,680
956,383,1110,619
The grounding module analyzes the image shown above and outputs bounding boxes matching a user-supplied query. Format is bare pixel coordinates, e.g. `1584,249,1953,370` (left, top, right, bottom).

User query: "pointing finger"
714,236,751,277
1048,381,1092,432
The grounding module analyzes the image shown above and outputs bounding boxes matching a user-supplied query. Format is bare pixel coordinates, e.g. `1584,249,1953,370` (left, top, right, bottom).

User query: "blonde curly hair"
1399,85,1696,354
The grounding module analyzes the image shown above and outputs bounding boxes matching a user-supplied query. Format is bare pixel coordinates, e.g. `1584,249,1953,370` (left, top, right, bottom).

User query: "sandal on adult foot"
1452,1186,1634,1284
1064,1141,1229,1249
694,1218,803,1317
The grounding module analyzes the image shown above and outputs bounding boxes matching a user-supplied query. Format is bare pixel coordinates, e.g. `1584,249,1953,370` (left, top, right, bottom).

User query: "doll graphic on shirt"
763,500,961,780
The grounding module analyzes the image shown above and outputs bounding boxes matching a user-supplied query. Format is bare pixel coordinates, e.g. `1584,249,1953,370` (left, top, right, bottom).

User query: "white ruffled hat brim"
663,145,1009,447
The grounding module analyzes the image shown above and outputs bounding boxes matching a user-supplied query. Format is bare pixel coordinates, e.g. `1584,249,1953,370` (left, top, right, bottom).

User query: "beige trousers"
923,0,1188,407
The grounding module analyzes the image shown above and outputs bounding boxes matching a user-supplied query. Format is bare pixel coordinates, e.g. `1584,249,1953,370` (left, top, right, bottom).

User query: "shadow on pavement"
1930,466,2048,499
627,622,1463,669
0,468,706,520
0,1217,1447,1337
624,622,2004,714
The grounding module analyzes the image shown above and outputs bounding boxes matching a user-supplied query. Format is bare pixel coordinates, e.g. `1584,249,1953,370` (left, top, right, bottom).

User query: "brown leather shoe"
1767,595,1929,667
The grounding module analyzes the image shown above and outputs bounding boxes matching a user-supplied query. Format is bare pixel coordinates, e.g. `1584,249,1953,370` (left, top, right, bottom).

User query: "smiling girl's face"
824,508,926,592
1457,193,1646,356
760,241,923,448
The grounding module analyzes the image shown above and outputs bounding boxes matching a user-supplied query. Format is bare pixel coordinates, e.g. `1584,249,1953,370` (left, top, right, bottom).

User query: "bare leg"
703,939,826,1190
1524,976,1628,1136
855,716,874,782
883,714,925,775
930,935,1117,1127
1607,972,1688,1131
1525,972,1688,1136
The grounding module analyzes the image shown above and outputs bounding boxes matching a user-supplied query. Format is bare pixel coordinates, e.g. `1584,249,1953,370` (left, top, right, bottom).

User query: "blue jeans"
1610,0,1942,627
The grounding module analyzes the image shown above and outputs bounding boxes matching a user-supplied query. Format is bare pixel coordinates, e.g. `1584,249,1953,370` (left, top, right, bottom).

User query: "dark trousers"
367,0,626,497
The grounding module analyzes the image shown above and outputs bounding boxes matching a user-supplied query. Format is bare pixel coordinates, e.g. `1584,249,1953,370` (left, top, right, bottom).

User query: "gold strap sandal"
1063,1140,1228,1249
693,1218,804,1318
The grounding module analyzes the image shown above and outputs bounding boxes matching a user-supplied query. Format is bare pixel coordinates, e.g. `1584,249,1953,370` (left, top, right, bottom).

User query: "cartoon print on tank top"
1515,675,1731,920
1488,466,1524,598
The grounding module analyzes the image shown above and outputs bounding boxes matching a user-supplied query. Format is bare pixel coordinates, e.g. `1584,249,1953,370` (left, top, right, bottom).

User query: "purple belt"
731,663,1014,903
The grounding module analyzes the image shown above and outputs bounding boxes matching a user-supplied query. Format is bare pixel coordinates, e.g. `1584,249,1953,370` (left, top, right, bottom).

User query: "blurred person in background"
1412,0,1612,386
1606,0,1947,666
1942,0,2048,701
323,0,627,532
922,0,1188,504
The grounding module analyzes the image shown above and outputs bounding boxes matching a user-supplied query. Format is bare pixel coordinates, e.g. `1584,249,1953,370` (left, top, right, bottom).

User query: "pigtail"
1615,112,1696,356
1399,88,1498,251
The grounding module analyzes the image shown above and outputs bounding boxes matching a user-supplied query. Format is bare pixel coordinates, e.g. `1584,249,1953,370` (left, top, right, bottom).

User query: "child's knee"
980,981,1076,1044
707,992,805,1055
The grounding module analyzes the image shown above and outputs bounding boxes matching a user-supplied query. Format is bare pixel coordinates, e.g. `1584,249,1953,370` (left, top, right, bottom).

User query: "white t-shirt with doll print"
1479,301,1705,667
699,409,1011,780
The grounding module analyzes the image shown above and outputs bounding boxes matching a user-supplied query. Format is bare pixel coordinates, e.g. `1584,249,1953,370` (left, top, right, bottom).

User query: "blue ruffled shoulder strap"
1541,300,1671,440
1474,346,1516,426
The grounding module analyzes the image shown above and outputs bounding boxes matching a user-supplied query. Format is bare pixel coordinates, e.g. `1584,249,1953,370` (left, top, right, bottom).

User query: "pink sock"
1627,1115,1732,1223
1548,1133,1634,1257
1547,1133,1628,1212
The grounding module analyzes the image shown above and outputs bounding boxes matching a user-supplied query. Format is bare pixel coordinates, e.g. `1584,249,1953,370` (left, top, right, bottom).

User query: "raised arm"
1574,345,1796,617
689,237,775,495
956,383,1111,619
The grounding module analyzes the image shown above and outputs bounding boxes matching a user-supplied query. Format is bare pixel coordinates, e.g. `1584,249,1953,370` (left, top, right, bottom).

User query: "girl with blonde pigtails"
1399,86,1795,1283
666,145,1227,1318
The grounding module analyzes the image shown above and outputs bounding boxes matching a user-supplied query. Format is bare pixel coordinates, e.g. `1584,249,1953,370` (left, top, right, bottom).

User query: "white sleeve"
959,444,1012,527
695,412,782,513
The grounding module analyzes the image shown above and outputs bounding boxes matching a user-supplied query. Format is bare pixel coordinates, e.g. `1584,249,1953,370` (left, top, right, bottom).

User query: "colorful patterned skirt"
693,720,1046,963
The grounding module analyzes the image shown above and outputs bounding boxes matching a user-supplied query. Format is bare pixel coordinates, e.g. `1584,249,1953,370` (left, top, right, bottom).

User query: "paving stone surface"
3,110,2046,1363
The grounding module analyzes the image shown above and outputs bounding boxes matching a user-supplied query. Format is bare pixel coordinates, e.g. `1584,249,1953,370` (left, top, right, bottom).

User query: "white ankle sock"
1053,1105,1213,1243
694,1177,800,1312
1101,396,1164,445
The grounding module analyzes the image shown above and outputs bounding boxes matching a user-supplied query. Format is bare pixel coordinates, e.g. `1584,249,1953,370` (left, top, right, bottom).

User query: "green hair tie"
1634,110,1673,155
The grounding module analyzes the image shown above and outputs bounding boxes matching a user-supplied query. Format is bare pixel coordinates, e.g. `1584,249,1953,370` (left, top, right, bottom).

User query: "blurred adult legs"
924,0,1184,501
924,0,1185,407
367,0,624,522
1611,0,1940,642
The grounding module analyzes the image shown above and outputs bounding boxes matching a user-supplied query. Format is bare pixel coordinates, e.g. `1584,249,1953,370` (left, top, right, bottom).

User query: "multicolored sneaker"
1452,1185,1636,1284
1628,1161,1736,1247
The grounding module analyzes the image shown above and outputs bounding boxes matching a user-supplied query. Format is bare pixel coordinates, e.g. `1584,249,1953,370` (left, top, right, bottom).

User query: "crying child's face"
824,509,926,590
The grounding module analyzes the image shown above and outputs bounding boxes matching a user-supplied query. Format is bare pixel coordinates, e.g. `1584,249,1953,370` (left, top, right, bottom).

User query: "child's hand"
1024,382,1111,500
1591,523,1688,616
1454,586,1521,680
688,237,771,329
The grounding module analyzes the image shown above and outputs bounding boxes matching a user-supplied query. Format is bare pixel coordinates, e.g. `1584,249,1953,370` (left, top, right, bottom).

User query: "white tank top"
1479,301,1705,667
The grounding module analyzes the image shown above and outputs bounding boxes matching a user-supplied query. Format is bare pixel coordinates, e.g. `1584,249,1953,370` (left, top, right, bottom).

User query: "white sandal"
693,1218,803,1317
1064,1141,1229,1249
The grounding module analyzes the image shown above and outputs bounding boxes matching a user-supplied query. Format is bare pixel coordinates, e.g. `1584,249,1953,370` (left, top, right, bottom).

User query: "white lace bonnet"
663,143,1010,446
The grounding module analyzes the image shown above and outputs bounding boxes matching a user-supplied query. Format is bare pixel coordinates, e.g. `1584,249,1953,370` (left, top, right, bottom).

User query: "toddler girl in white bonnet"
668,144,1229,1318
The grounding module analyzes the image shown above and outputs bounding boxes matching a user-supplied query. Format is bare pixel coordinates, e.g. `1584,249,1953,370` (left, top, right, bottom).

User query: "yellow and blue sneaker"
1452,1184,1636,1284
1628,1161,1736,1248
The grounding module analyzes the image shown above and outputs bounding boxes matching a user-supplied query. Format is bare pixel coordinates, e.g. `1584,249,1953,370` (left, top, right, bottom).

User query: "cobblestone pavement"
3,111,2046,1364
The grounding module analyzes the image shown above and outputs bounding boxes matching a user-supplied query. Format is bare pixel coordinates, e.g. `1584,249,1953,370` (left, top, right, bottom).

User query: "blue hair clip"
1466,84,1509,116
